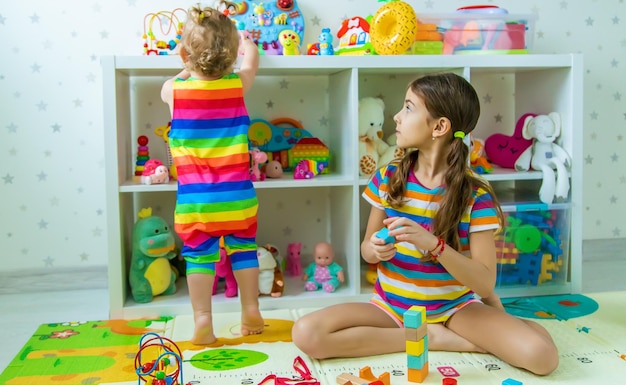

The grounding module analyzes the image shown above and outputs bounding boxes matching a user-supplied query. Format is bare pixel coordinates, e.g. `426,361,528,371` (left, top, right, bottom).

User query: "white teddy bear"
358,97,405,176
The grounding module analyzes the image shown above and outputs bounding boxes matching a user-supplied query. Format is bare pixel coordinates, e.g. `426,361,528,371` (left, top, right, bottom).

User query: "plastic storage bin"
413,13,537,55
495,203,570,288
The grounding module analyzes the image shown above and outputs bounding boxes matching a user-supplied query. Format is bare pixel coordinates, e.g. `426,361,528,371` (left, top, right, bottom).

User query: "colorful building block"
359,366,390,385
404,305,428,383
502,378,523,385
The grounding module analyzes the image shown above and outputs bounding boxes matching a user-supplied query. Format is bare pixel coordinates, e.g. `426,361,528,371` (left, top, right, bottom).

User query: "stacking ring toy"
370,0,417,55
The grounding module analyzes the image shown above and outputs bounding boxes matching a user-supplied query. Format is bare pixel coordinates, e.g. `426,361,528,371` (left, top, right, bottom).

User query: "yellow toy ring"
370,1,417,55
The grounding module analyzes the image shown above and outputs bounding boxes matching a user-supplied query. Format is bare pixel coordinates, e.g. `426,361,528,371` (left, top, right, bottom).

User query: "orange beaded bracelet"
430,237,445,259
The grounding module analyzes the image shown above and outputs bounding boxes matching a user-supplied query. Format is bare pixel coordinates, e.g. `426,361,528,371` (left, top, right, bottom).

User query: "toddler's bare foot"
241,304,264,336
428,323,486,353
192,312,216,345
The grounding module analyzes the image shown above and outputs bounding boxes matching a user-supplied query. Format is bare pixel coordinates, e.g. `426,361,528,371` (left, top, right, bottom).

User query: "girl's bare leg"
187,273,217,345
446,302,559,375
233,267,264,336
292,302,484,359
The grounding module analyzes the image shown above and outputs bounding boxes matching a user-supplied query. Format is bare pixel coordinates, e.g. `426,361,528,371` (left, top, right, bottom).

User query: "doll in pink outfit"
303,242,345,292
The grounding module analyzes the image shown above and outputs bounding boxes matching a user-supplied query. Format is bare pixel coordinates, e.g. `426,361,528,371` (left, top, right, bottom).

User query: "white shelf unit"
102,54,583,319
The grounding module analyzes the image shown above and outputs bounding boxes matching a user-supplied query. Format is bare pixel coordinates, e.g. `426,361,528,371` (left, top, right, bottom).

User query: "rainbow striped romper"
169,74,259,275
362,162,500,325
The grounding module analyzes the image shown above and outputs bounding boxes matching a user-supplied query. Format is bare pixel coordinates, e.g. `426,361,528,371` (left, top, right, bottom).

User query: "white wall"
0,0,623,271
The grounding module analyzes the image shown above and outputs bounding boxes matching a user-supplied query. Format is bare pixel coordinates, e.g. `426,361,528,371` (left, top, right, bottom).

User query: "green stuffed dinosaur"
129,208,177,303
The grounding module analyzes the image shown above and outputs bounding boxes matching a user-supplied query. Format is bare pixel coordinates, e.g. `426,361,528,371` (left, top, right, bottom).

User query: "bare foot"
241,304,264,336
192,312,217,345
428,323,486,353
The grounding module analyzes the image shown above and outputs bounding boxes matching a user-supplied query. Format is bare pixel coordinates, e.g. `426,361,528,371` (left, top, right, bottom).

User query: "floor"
1,241,625,375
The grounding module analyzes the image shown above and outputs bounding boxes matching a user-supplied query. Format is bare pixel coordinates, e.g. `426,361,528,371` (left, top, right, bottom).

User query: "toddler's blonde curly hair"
181,2,240,78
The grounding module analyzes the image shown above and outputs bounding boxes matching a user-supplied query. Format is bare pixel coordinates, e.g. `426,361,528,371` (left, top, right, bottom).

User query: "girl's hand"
384,217,437,252
368,232,397,261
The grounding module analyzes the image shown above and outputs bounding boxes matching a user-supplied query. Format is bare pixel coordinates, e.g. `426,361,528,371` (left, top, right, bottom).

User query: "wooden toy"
404,305,428,383
502,378,523,385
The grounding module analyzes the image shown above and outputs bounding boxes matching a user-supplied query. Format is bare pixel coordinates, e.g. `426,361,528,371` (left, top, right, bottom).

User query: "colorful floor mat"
1,292,625,385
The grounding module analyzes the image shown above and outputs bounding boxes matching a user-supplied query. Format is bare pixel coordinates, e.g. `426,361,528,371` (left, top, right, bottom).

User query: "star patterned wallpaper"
1,0,624,272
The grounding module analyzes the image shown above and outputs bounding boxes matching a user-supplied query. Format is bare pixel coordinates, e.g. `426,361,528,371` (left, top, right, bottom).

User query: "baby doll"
302,241,345,293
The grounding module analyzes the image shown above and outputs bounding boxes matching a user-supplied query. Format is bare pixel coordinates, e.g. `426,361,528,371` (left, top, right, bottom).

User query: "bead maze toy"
405,305,429,383
142,8,187,55
134,332,189,385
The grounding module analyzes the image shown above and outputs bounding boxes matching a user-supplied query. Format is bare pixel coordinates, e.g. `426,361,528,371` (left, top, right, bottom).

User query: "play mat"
1,292,625,385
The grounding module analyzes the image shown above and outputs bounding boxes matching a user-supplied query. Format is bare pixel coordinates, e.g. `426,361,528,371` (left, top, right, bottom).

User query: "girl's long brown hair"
386,73,504,261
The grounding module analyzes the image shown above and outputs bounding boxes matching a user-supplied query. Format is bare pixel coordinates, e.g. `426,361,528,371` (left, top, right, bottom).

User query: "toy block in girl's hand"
375,227,395,244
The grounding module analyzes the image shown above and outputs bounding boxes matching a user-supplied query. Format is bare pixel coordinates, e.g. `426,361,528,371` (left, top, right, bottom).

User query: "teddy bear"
212,247,238,297
358,97,405,176
514,112,571,204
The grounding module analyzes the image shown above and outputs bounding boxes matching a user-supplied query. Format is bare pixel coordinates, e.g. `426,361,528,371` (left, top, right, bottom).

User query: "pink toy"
262,160,284,178
212,247,238,297
285,242,303,277
485,113,535,169
140,159,170,185
249,148,268,181
303,241,345,293
293,159,324,179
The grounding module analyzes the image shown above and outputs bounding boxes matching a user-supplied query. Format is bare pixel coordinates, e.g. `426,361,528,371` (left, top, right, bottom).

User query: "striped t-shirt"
362,162,500,324
169,74,257,247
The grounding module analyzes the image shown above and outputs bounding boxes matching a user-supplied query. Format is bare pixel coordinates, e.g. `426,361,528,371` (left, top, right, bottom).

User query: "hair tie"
453,131,465,139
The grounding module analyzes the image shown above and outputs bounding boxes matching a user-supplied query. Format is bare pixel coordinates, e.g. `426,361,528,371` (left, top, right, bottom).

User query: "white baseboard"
0,266,108,295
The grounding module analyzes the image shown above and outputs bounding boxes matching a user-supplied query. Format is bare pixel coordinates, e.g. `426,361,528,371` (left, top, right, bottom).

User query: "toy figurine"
141,159,170,185
303,241,345,293
318,28,334,55
258,246,284,297
286,242,303,276
278,29,301,55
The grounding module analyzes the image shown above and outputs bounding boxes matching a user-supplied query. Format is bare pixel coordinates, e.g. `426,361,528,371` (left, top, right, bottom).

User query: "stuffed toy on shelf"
129,208,177,303
514,112,571,204
358,97,405,176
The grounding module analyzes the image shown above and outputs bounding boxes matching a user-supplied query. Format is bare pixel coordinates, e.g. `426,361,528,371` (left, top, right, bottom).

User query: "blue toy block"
407,351,428,369
375,227,395,244
516,252,543,285
502,378,523,385
404,305,426,328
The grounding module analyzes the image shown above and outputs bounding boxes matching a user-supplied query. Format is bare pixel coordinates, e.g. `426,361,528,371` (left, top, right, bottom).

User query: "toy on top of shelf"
469,135,493,174
303,241,345,292
285,242,303,276
293,159,325,179
485,113,535,169
249,147,268,181
369,0,417,55
140,159,170,185
318,28,334,55
514,112,571,204
228,0,305,55
261,160,284,178
135,135,150,178
129,208,177,303
213,246,238,297
335,16,374,55
278,29,302,55
358,97,405,176
142,8,187,55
